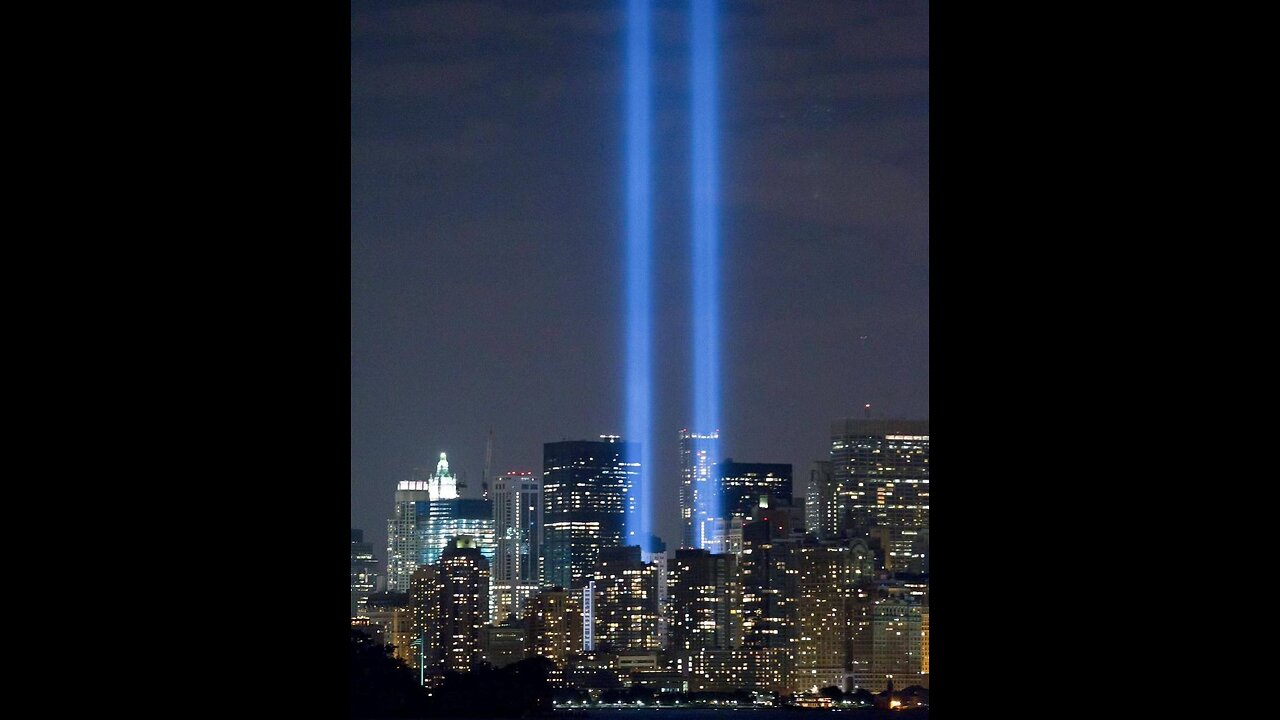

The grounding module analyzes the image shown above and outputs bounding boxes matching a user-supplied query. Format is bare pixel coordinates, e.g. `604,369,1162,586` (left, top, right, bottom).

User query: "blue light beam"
624,0,653,546
691,0,721,544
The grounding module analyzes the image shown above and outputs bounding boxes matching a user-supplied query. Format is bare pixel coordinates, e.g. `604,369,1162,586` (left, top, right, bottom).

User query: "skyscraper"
386,452,464,592
738,515,798,692
715,459,793,517
805,460,838,540
525,588,584,680
869,598,927,691
830,419,929,574
667,548,738,676
418,498,495,568
707,459,792,552
791,540,872,693
387,476,433,593
351,528,380,618
414,536,490,677
491,471,542,621
385,452,496,597
591,545,660,653
678,429,720,549
542,437,637,589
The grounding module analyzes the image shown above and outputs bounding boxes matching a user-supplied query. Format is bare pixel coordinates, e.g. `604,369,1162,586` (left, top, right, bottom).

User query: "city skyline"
351,0,929,557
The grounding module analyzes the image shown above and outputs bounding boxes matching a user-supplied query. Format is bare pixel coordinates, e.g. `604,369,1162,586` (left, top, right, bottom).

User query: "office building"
410,565,441,675
738,515,798,692
480,621,528,668
492,471,542,620
418,536,490,674
387,480,432,593
417,496,495,569
715,459,793,518
525,588,584,675
667,548,738,676
791,541,859,693
678,429,720,549
869,598,927,691
386,452,469,592
830,419,929,573
591,545,660,652
805,460,838,540
542,437,637,589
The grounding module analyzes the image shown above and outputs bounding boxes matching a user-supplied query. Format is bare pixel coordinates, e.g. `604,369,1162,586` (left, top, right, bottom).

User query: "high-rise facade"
351,528,380,617
667,548,738,677
791,541,867,693
440,537,491,671
542,437,637,589
715,459,793,517
830,419,929,574
869,598,927,691
738,515,798,692
678,429,720,549
479,622,528,668
525,588,584,679
492,471,542,621
387,482,432,593
386,452,468,592
413,536,490,676
708,459,792,553
591,545,660,653
805,460,838,540
418,498,495,568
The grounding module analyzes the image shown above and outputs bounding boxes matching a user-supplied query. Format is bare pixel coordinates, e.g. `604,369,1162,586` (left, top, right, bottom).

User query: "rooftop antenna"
864,403,872,419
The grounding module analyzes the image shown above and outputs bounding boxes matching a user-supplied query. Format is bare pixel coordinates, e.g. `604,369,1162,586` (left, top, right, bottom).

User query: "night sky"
351,0,929,558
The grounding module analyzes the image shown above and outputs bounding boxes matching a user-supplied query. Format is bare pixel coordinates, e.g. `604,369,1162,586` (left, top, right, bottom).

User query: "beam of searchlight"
691,0,721,545
624,0,653,546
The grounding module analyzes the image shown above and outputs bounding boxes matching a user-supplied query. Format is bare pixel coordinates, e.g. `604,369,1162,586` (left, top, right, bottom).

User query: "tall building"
678,429,720,549
591,545,660,652
386,452,467,592
525,588,584,678
351,528,380,617
414,536,490,676
667,548,738,676
805,460,838,540
409,565,441,676
708,459,792,552
869,598,927,691
418,498,496,569
738,515,799,692
791,541,861,693
387,479,432,593
715,459,793,517
491,471,542,621
830,419,929,573
542,437,638,589
641,536,669,648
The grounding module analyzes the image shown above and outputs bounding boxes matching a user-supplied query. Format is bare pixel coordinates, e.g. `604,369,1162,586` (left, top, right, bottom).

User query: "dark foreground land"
555,710,928,719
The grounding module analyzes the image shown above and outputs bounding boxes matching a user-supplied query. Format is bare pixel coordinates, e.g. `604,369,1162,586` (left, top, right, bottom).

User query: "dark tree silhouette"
350,629,431,718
